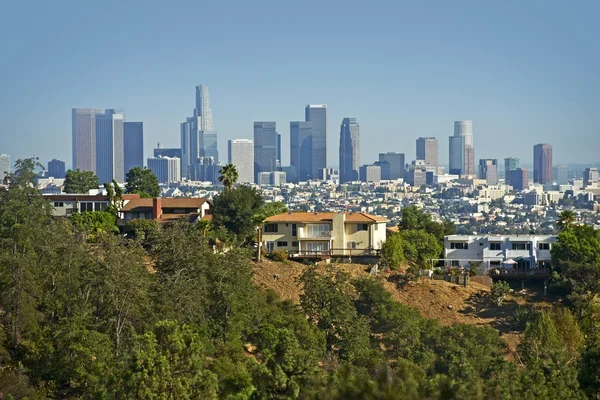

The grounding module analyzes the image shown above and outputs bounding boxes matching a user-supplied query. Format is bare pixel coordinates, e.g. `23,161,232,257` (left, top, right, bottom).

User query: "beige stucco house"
262,211,389,257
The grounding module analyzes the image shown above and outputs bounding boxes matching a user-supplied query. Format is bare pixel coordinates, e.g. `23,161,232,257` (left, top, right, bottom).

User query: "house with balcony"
262,211,389,258
443,234,556,272
43,193,140,217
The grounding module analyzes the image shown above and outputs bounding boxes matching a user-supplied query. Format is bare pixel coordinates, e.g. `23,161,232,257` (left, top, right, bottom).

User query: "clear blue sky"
1,0,598,169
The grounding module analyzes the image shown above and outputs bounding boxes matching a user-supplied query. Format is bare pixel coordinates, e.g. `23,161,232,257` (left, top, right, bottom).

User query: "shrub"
491,281,511,306
269,250,288,262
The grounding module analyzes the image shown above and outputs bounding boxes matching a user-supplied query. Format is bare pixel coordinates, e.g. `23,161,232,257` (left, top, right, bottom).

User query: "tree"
70,210,119,240
64,169,99,193
211,185,265,244
491,281,511,306
400,230,442,268
125,166,160,198
381,233,405,269
558,210,576,231
104,179,124,213
218,163,239,190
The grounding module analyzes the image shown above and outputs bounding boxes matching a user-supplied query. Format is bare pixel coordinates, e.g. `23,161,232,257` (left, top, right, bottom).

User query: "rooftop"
265,211,389,223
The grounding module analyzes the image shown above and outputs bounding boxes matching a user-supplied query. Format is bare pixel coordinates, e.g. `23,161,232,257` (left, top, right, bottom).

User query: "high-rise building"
583,167,599,186
305,105,327,178
504,157,519,174
339,117,361,183
290,121,313,182
449,121,474,176
200,131,219,161
416,137,438,168
0,154,10,178
72,108,102,172
195,85,214,131
359,164,381,183
552,164,569,185
228,139,254,184
147,156,181,184
154,142,182,159
378,152,405,180
95,109,125,184
254,122,279,182
533,144,553,184
405,168,427,187
48,159,66,178
508,168,529,191
180,117,194,179
124,122,143,175
478,159,499,185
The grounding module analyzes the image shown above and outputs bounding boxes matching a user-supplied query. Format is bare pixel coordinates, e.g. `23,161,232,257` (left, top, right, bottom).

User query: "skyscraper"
95,109,125,184
583,168,599,186
504,157,519,174
416,137,438,168
360,164,382,183
0,154,10,178
147,156,181,184
124,121,144,175
508,168,529,191
195,85,214,131
180,117,194,179
533,144,553,184
72,108,102,172
290,121,313,182
552,164,569,185
254,122,279,182
200,131,218,161
478,159,499,185
228,139,254,184
449,121,474,176
48,159,66,178
339,117,361,183
305,105,327,178
378,152,405,180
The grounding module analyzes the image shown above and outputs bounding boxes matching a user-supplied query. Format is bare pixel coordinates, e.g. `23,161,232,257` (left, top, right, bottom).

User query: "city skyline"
2,2,598,167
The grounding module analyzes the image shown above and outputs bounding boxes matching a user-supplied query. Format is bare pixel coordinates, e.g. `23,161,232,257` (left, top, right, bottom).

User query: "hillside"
253,259,550,358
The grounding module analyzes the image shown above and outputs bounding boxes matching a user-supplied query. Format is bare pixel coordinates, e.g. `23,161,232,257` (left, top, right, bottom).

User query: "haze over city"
1,0,599,166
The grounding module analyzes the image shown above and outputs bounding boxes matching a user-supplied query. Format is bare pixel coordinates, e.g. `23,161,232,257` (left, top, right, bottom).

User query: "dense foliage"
125,166,160,198
63,169,99,193
0,159,598,398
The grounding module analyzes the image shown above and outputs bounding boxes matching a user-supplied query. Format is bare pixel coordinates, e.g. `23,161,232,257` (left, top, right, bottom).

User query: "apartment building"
262,211,388,257
444,234,556,271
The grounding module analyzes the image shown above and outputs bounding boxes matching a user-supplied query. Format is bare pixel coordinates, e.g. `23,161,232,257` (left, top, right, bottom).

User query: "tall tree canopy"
218,163,239,190
64,169,99,193
211,185,265,244
126,166,160,198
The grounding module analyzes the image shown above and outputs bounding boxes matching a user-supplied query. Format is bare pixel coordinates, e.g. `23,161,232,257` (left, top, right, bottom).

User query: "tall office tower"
195,85,214,131
95,109,125,184
359,164,382,183
48,159,66,178
583,167,599,186
276,133,281,168
378,152,405,180
504,157,519,173
124,122,144,175
305,105,327,178
290,121,313,182
147,156,181,184
180,117,194,179
0,154,10,178
254,122,279,182
201,131,219,161
449,121,474,175
508,168,529,191
416,137,438,168
552,164,569,185
478,159,499,185
72,108,102,172
533,143,553,184
339,117,361,183
227,139,254,184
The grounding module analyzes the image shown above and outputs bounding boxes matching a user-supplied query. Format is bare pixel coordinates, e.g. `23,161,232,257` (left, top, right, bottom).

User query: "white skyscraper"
228,139,254,184
0,154,10,179
195,84,214,132
449,120,474,176
147,156,181,184
96,109,125,184
72,108,102,173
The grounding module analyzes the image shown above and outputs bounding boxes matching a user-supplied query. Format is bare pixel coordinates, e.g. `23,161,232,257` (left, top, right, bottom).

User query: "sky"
0,0,599,170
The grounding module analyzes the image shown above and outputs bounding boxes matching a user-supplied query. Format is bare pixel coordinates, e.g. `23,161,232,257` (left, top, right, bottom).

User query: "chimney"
153,197,162,220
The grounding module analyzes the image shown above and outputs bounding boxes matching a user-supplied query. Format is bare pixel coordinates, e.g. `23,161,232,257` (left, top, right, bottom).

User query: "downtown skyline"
1,1,598,167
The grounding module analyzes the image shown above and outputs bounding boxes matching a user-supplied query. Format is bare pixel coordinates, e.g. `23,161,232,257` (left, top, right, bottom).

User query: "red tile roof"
121,198,209,211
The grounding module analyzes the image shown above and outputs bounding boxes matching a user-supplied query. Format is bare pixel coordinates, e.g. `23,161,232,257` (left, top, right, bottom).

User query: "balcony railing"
298,231,333,239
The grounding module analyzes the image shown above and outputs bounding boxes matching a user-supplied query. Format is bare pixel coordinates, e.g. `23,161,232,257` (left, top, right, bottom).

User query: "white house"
444,234,556,271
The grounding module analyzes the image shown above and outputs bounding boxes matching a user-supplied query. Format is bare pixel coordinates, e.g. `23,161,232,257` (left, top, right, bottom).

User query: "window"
277,241,288,247
264,224,278,233
265,242,275,252
347,241,357,249
489,242,502,251
292,241,299,247
451,260,460,267
538,243,550,250
291,223,297,237
53,201,64,207
511,242,531,250
357,224,368,231
450,242,468,250
95,202,108,211
80,202,93,212
307,224,330,237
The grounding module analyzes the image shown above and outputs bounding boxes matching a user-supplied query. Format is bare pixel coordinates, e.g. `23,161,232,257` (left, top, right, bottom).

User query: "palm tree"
218,164,239,190
558,210,576,230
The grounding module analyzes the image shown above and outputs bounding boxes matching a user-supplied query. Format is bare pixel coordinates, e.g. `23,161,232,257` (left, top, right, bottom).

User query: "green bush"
491,280,511,306
269,250,288,262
